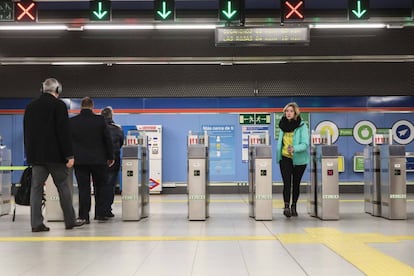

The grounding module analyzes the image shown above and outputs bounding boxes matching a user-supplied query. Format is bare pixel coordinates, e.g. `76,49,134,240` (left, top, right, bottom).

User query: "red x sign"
15,1,37,21
283,0,304,20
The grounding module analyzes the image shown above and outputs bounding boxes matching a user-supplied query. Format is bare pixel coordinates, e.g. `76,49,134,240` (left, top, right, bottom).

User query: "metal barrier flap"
188,145,208,158
319,145,338,157
252,145,272,158
381,145,405,158
122,146,139,159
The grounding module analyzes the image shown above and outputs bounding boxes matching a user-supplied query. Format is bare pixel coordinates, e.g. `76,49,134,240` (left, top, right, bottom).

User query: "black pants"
279,156,307,205
74,164,110,220
108,159,120,214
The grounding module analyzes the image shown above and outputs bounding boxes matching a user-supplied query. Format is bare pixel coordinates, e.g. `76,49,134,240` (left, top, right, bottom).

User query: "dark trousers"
31,164,76,228
107,167,120,212
74,164,110,220
279,156,307,205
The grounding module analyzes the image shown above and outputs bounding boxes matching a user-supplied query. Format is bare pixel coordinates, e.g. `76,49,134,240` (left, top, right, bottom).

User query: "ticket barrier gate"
45,171,74,221
380,145,406,220
0,144,11,216
307,146,317,217
187,132,209,221
316,145,339,220
248,144,272,221
121,144,150,221
363,146,381,216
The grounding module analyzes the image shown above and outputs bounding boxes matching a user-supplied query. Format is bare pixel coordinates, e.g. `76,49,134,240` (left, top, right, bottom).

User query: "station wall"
0,96,413,186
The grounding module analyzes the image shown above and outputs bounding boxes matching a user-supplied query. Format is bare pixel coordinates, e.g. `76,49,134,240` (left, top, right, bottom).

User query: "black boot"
291,204,298,217
283,203,291,218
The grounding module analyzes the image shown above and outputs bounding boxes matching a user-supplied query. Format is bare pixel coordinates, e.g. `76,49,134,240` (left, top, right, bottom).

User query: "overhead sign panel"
90,0,111,21
282,0,305,21
0,0,13,21
215,27,310,46
348,0,369,20
15,0,37,22
154,0,175,21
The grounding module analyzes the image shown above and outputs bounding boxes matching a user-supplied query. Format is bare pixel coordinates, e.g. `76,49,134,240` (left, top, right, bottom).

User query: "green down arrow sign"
90,0,111,21
157,2,172,19
155,0,174,20
222,1,237,20
352,1,367,18
349,0,369,20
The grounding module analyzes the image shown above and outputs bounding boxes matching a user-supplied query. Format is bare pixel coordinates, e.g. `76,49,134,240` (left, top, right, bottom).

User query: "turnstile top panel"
249,145,272,159
380,145,406,158
122,145,146,159
188,145,208,158
316,145,338,157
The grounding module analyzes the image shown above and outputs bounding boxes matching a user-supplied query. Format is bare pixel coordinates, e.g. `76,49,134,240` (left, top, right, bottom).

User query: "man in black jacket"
23,78,85,232
101,107,124,217
70,97,114,222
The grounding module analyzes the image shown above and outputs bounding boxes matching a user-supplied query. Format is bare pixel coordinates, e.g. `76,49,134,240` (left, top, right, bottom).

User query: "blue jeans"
31,164,76,228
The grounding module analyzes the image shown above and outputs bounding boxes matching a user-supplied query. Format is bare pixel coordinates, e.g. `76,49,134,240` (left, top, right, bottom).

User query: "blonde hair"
283,102,300,120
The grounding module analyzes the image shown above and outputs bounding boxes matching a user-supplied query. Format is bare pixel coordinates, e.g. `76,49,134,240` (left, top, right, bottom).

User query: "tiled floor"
0,193,413,276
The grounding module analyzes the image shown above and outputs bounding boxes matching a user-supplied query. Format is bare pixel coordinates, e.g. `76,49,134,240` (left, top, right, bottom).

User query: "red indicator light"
283,1,304,20
15,1,37,22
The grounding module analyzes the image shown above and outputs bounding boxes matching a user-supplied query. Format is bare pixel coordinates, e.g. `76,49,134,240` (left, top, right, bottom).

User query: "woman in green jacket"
276,102,309,217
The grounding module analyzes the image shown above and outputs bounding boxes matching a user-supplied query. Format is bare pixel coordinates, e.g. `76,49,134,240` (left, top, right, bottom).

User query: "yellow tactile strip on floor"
1,227,414,275
278,227,414,276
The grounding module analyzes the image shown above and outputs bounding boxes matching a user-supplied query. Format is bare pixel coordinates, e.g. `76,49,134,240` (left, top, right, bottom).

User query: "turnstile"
380,145,406,220
0,144,11,216
307,146,317,217
363,146,381,216
121,145,150,221
316,145,339,220
45,171,74,221
248,144,272,220
187,144,209,221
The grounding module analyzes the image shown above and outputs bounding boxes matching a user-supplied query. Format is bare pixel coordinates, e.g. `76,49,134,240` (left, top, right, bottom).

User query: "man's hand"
66,158,74,168
107,160,115,167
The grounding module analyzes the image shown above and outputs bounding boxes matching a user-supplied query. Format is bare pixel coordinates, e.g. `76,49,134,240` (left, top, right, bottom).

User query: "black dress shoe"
94,216,109,221
105,212,115,218
291,205,298,217
66,219,86,230
283,207,291,218
77,217,90,224
32,224,50,232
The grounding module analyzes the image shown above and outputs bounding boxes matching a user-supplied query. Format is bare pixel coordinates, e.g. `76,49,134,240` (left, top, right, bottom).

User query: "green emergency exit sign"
0,1,13,21
239,114,271,125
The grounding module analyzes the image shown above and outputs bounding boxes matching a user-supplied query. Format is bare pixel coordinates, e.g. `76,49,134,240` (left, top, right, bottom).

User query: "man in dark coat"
101,107,124,217
70,97,114,222
23,78,85,232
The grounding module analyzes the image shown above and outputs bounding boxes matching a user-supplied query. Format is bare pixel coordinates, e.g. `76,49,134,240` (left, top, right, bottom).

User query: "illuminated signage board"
215,27,310,46
282,0,305,21
348,0,369,20
90,0,111,21
0,0,13,21
154,0,175,21
15,0,37,22
219,0,243,22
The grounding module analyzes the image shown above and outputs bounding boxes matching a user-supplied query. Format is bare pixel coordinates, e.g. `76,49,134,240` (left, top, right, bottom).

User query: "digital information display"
215,27,310,46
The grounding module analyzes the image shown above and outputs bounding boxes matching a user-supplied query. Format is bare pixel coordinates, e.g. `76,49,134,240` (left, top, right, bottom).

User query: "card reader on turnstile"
187,131,209,221
380,144,406,220
121,140,149,221
316,145,339,220
248,132,272,221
